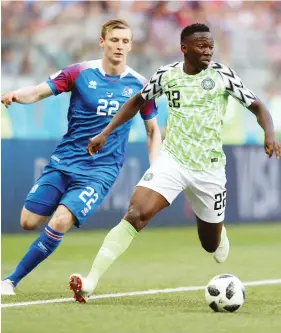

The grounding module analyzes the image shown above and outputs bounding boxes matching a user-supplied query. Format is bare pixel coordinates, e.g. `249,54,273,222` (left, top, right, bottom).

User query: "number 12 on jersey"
165,91,181,108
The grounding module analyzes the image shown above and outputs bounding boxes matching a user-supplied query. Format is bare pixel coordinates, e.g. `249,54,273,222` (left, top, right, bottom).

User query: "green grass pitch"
2,223,281,333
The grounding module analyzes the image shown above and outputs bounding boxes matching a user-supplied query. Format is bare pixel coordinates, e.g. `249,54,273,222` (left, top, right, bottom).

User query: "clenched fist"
1,92,17,108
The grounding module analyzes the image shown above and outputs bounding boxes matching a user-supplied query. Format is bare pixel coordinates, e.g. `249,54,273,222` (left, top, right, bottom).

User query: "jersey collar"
181,61,210,78
98,59,129,79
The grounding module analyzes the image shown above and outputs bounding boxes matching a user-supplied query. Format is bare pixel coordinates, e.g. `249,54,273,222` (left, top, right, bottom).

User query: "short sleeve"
46,63,81,96
140,66,165,101
211,62,257,107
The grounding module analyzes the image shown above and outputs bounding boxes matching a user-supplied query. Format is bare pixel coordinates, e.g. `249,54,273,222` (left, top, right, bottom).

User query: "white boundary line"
2,278,281,309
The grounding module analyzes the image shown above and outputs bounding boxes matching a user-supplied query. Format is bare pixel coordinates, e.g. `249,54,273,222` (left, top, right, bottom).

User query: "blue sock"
5,225,64,287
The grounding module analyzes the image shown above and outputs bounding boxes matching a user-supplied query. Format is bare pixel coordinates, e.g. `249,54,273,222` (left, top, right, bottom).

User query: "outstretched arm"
1,82,53,107
87,64,166,155
88,92,147,155
105,92,146,136
214,63,281,159
248,99,281,159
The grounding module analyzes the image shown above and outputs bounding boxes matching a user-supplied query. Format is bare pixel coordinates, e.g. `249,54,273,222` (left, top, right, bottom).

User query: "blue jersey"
45,59,157,178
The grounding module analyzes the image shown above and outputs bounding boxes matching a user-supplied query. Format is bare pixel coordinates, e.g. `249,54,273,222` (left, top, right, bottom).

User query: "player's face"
100,28,132,64
181,32,214,70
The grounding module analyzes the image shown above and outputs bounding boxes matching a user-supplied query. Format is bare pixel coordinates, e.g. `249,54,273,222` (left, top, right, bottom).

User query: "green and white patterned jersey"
141,61,257,170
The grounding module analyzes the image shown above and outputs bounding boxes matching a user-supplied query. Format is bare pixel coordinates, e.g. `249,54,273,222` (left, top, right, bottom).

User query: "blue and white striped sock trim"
44,225,64,241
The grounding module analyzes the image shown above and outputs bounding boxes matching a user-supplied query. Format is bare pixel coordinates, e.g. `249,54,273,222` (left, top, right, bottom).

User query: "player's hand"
264,133,281,160
87,132,108,155
1,92,17,108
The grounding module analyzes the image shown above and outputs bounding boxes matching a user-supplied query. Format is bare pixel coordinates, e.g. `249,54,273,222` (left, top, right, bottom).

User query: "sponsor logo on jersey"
106,92,113,98
122,87,133,97
88,81,97,89
201,78,215,90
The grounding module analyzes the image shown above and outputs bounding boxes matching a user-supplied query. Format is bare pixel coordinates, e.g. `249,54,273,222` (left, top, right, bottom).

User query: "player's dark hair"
180,23,210,42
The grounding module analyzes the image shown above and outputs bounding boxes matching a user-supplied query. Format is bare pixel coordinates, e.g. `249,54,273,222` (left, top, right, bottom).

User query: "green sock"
86,219,137,289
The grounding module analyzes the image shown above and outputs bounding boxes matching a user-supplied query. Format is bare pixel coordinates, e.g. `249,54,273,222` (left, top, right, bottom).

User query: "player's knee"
20,217,37,230
200,240,219,253
48,205,75,233
125,203,151,232
20,210,42,230
49,216,68,233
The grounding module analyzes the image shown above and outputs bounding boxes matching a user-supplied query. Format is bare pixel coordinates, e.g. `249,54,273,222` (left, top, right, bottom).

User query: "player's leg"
70,186,169,303
2,207,50,295
2,169,68,293
63,176,135,303
196,217,223,252
20,207,48,230
70,151,185,302
196,217,228,263
86,185,169,279
184,167,229,263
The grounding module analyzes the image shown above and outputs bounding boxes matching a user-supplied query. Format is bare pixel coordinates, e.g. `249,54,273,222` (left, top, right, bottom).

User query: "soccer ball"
205,274,245,312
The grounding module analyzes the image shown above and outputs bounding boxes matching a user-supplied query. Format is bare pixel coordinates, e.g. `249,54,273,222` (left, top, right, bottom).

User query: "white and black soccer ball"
205,274,245,312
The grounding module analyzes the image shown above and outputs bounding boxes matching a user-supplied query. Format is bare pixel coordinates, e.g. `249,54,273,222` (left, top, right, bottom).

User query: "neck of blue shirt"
101,58,127,77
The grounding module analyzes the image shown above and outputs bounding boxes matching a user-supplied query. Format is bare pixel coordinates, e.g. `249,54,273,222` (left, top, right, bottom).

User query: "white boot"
1,279,15,296
69,274,95,303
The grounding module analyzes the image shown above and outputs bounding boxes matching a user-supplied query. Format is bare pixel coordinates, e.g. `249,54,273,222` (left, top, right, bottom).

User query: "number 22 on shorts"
214,190,226,213
79,186,99,216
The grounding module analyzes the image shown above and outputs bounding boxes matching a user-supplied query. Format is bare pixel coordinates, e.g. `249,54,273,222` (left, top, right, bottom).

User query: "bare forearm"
13,82,53,104
2,82,53,108
256,110,275,135
249,100,275,135
248,99,281,159
103,92,146,136
146,128,162,165
13,86,43,104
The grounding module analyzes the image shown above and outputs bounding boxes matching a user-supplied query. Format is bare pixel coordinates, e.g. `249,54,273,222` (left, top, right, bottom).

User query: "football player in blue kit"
1,19,161,296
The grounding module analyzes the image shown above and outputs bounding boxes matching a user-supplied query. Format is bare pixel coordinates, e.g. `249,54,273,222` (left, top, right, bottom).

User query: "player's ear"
181,43,187,54
99,37,104,48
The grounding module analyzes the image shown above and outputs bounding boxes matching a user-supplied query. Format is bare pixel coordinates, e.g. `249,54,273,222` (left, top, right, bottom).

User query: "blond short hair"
101,19,131,39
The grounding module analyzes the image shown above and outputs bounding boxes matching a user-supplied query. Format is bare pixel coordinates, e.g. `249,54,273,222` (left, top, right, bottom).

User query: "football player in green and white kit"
70,23,281,302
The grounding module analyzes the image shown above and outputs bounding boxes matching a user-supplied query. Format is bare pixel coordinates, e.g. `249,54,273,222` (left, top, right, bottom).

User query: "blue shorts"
24,166,118,227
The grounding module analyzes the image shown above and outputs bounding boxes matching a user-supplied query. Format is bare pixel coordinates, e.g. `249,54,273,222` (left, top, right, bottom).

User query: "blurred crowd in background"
1,0,281,142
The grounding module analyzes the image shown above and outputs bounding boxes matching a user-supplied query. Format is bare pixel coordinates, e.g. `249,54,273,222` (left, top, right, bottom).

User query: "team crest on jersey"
122,87,133,98
88,81,97,89
201,78,215,90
